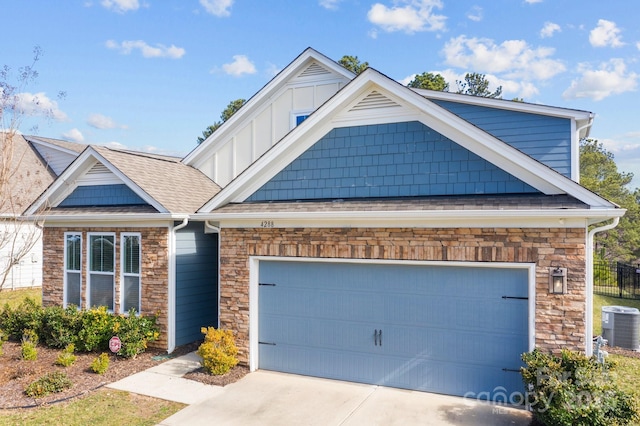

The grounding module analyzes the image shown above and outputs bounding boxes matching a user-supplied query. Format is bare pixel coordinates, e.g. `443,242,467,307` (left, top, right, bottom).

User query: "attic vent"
350,91,400,111
87,163,110,175
298,62,331,78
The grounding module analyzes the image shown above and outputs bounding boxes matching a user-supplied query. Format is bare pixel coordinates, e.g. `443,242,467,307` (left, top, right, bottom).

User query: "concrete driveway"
158,370,532,426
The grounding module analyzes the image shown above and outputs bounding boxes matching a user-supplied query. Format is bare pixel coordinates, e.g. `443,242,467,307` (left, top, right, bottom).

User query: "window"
121,233,141,313
296,114,310,125
88,233,115,311
64,233,82,308
290,110,312,129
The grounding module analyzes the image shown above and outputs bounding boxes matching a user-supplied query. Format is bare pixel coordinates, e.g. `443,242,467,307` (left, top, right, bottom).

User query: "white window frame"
87,232,116,312
290,109,313,129
120,232,141,314
63,232,82,309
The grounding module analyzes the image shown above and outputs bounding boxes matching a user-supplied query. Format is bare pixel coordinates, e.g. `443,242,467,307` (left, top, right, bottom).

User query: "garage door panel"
258,260,529,400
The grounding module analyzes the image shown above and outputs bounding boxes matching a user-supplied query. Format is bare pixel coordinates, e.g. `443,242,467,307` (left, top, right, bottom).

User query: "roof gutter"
585,217,620,356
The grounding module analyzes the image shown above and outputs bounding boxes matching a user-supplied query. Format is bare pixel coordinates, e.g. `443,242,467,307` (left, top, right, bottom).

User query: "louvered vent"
350,91,400,111
87,163,110,175
298,62,331,78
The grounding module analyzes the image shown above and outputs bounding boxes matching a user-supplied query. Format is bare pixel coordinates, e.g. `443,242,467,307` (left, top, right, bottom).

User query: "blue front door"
258,260,529,399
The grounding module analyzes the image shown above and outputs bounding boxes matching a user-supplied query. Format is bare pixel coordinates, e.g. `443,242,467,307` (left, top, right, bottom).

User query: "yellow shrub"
197,327,238,375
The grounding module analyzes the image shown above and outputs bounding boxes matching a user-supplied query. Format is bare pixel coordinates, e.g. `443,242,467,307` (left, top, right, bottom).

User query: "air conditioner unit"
602,306,640,350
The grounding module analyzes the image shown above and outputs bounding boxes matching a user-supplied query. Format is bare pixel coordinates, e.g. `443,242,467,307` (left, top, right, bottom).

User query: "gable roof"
0,134,57,216
26,145,221,218
197,67,616,213
182,47,355,168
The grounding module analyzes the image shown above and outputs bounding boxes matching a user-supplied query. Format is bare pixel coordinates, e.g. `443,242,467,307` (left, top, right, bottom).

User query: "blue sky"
3,0,640,188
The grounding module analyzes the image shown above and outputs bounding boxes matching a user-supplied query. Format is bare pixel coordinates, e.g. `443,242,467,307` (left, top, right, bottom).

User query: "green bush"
0,329,7,356
55,344,77,367
0,298,43,339
522,349,638,426
25,371,72,398
76,307,114,352
91,353,110,374
40,305,81,348
21,330,39,361
197,327,238,375
112,309,160,358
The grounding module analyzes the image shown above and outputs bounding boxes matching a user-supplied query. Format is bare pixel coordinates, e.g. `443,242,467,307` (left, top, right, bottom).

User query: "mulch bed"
0,340,247,409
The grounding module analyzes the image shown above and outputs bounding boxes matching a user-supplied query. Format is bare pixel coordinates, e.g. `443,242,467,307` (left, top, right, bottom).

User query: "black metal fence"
594,261,640,299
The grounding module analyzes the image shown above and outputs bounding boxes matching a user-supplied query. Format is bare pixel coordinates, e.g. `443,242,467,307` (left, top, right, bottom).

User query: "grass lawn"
0,389,184,426
0,287,42,309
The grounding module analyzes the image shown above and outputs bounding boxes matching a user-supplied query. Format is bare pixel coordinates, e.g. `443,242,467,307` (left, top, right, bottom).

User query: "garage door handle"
374,329,382,346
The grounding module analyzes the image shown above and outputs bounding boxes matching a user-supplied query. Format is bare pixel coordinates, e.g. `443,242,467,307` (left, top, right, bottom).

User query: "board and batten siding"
197,75,348,187
431,100,572,177
174,222,219,347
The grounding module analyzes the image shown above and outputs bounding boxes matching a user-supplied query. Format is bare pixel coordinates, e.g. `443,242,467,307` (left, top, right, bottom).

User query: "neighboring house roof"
0,134,57,216
197,66,617,215
26,145,221,218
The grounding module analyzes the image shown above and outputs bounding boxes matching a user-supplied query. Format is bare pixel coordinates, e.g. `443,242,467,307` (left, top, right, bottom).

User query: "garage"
257,259,531,400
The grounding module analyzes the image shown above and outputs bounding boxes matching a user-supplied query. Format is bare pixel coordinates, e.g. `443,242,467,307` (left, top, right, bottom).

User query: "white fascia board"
25,148,167,215
36,214,186,227
183,48,355,167
200,69,613,212
199,208,625,229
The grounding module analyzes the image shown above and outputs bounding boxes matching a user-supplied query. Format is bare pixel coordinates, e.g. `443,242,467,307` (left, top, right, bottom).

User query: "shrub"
55,344,77,367
25,371,72,398
197,327,238,375
40,305,81,348
21,330,39,361
76,307,114,352
112,309,160,358
522,348,638,426
0,298,43,339
0,329,7,356
91,353,110,374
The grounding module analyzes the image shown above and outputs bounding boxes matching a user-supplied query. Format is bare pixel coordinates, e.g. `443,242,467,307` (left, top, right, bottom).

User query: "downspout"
168,216,189,353
585,217,619,356
205,221,222,330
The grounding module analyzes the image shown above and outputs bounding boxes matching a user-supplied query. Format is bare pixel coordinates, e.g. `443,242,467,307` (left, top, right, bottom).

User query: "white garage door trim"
248,256,536,372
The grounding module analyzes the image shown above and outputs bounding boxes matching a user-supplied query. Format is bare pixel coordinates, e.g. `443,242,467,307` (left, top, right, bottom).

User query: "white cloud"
101,0,140,13
87,113,127,130
540,22,561,38
62,128,85,143
589,19,624,48
466,6,482,22
200,0,233,17
319,0,342,10
524,0,543,3
442,35,565,81
221,55,257,77
563,58,638,101
14,92,68,121
367,0,446,34
105,40,186,59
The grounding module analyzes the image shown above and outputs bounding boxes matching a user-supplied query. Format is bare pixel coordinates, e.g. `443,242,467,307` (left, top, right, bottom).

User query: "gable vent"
87,163,110,175
298,62,331,78
77,162,122,186
350,91,400,111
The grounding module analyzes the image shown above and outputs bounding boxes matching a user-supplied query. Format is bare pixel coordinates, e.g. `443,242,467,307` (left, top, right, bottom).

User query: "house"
27,48,624,400
0,134,83,290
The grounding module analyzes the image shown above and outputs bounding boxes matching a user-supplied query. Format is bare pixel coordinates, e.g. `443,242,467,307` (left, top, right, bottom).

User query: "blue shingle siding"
59,184,147,206
431,100,572,177
247,121,538,202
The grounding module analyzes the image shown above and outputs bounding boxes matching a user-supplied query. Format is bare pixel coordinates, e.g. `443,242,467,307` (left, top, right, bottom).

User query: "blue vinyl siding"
175,222,218,347
248,121,538,201
432,100,572,177
59,184,146,206
259,260,528,399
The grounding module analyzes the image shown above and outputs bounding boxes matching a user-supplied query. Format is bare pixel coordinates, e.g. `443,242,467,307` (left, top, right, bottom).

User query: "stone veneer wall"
42,226,170,349
219,227,586,365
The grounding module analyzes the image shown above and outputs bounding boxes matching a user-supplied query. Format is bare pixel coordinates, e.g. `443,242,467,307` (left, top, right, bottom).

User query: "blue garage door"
258,260,529,399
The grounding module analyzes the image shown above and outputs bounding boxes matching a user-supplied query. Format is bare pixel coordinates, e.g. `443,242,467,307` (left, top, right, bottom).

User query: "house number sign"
260,220,275,228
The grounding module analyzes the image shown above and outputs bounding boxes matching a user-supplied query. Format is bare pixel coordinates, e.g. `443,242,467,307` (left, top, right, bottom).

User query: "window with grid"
121,233,141,313
64,233,82,308
88,233,115,311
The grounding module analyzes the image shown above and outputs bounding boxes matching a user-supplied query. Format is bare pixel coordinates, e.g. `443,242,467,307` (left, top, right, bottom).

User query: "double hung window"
121,233,141,313
64,233,82,307
88,233,115,311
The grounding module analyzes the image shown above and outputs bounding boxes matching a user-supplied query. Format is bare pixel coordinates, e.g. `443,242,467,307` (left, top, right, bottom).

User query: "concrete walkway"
108,354,532,426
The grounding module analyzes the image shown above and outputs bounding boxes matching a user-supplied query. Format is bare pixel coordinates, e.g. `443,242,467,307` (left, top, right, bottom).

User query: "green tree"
580,139,640,261
338,55,368,75
455,72,502,98
197,98,246,144
407,72,449,91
